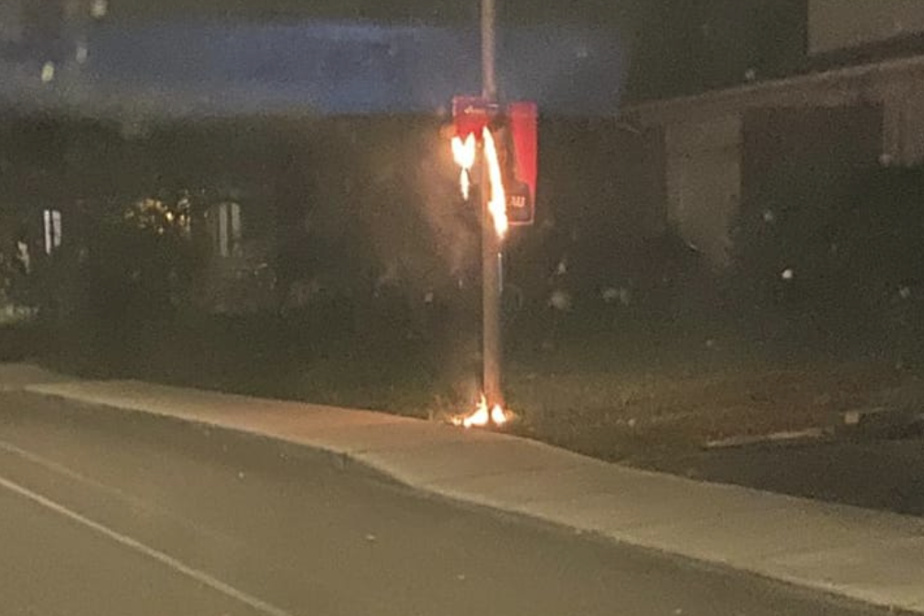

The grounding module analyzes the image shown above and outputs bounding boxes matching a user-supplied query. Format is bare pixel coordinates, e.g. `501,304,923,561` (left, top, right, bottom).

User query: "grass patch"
33,312,923,466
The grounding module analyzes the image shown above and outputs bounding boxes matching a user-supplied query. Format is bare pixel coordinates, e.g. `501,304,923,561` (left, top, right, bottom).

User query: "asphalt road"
0,392,896,616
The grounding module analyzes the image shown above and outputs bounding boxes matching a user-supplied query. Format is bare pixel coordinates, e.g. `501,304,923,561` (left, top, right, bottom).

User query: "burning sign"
451,133,476,200
450,96,538,237
451,127,508,237
505,102,538,226
481,127,509,238
445,97,537,428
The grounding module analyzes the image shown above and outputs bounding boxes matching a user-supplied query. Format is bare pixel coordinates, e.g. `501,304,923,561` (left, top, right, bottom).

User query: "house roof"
624,1,924,107
624,48,924,126
806,31,924,74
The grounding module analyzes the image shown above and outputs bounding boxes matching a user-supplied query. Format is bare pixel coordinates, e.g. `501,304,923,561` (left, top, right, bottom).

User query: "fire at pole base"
446,97,536,430
448,124,509,429
451,395,510,429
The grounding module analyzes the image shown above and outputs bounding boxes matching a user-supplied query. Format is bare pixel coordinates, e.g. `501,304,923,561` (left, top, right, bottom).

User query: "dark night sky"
104,0,808,102
5,0,810,109
106,0,639,28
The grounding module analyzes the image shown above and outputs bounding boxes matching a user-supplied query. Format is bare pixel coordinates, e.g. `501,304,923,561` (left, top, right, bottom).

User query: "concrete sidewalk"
11,372,924,614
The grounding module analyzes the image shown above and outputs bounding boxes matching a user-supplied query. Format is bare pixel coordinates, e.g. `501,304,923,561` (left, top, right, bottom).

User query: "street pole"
481,0,503,408
481,0,497,100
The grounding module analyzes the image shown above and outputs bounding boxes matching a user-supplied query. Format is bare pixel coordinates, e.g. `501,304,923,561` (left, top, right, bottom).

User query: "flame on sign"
482,128,509,239
449,128,508,239
451,133,477,201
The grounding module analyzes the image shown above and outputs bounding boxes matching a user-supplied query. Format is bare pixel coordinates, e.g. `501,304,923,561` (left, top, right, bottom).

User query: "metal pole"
481,0,497,101
481,0,503,408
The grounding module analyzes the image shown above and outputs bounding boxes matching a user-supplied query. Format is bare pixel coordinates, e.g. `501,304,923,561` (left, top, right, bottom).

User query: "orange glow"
481,128,508,239
463,397,491,428
451,134,476,200
490,403,508,426
451,394,510,429
449,129,508,238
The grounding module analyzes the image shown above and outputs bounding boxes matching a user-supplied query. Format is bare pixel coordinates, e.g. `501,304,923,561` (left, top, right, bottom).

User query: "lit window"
43,209,62,255
208,202,242,258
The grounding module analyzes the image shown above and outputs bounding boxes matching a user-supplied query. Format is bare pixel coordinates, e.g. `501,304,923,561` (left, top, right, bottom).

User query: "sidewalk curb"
26,388,401,484
20,380,924,616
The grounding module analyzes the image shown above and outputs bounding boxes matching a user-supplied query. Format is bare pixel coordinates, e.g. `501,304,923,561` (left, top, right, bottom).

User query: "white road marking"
0,439,136,497
0,439,239,546
0,473,294,616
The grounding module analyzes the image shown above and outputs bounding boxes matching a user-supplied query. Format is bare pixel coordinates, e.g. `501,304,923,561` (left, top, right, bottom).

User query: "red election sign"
452,96,500,139
505,101,538,226
452,97,538,227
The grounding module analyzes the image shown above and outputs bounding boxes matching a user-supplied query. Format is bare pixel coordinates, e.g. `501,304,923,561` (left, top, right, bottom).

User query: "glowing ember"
490,403,508,426
481,128,509,238
451,134,477,200
462,399,491,428
452,395,509,429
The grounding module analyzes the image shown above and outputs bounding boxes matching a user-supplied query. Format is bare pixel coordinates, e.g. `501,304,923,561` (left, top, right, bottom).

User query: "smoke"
413,124,481,285
330,117,479,302
340,116,482,399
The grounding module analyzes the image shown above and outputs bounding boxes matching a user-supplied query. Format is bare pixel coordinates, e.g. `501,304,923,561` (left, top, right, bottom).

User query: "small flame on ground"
451,134,476,201
490,403,508,426
451,394,509,429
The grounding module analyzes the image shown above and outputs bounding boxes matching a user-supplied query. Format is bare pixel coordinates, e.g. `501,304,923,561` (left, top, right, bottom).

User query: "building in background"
0,1,633,315
809,0,924,54
622,0,924,267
